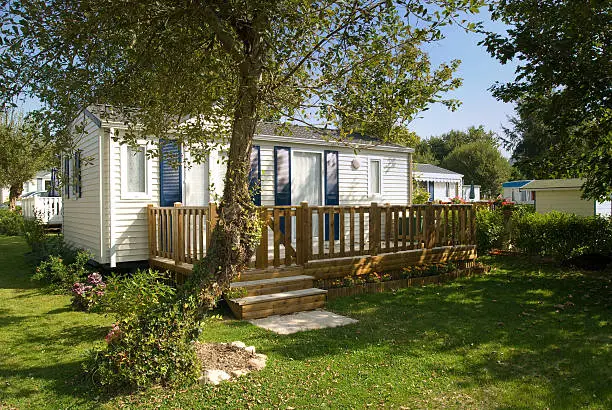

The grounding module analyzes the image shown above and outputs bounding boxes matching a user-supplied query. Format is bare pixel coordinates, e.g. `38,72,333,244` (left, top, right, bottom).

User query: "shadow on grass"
46,306,73,315
260,256,611,407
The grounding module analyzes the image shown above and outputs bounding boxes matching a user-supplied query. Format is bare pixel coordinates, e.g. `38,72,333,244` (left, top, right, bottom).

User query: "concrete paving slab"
248,309,358,335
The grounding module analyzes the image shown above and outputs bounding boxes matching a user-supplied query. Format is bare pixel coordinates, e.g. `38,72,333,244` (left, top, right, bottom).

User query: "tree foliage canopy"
0,112,54,207
415,125,497,164
415,126,511,196
442,138,512,196
483,0,611,200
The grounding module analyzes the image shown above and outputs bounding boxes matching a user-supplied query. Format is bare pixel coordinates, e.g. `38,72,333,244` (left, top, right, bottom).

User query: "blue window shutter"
75,150,82,198
249,146,261,206
274,147,291,235
160,140,182,207
428,181,434,201
324,150,339,240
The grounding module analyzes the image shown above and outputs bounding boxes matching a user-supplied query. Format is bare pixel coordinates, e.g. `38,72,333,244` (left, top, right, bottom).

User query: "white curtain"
127,146,146,192
291,152,322,205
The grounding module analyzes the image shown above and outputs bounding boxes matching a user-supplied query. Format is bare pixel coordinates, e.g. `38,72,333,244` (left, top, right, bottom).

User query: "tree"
483,0,611,200
416,125,497,164
0,0,485,386
0,112,53,210
442,139,512,196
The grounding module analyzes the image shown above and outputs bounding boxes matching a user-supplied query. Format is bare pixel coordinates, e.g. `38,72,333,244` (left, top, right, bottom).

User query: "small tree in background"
0,112,53,210
442,139,512,197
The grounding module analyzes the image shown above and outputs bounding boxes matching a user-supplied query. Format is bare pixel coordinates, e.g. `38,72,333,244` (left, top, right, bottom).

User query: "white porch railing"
21,197,63,225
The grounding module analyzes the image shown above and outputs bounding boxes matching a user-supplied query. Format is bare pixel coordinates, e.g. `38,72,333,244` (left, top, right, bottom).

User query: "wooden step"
227,288,327,320
235,266,305,282
230,275,314,297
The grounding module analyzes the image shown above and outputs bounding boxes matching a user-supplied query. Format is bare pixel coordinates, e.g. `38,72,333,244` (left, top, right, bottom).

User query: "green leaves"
484,0,611,200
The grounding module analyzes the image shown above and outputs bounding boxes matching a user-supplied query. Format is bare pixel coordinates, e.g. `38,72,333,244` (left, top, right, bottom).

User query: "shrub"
72,273,106,311
33,250,93,292
0,209,23,236
475,207,505,253
98,269,175,318
86,269,196,388
511,211,612,260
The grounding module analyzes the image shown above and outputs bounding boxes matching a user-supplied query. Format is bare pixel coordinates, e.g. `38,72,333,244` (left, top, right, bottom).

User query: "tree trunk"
9,184,22,211
185,23,264,312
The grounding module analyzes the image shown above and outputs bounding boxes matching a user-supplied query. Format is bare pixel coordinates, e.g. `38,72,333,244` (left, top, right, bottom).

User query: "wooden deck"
148,203,478,319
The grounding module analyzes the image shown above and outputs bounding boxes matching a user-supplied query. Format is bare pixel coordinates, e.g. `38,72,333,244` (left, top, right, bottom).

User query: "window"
369,159,382,195
445,182,451,197
121,144,150,199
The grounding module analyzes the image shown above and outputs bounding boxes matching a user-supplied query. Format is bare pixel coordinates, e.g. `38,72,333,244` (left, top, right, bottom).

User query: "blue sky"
410,13,518,148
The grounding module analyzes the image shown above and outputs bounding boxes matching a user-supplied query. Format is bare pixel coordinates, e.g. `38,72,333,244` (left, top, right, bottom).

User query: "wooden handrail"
147,202,478,269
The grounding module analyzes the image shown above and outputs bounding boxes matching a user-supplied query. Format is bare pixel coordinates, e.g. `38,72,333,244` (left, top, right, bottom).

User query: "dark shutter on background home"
64,156,70,198
50,168,57,197
160,139,182,207
274,146,291,234
428,181,434,201
74,150,82,198
249,146,261,206
324,150,339,240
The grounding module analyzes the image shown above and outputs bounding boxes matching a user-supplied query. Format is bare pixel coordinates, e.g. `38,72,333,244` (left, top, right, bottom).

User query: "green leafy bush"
98,269,175,318
511,211,612,260
33,250,93,291
22,216,77,264
86,269,199,388
86,299,200,388
475,208,505,253
0,209,23,236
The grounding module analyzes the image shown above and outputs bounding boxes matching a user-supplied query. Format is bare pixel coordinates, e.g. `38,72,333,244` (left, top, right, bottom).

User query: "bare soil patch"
194,342,259,373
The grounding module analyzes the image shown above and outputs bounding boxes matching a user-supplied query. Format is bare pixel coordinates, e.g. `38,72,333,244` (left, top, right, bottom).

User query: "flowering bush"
105,323,122,344
72,272,106,311
450,196,465,204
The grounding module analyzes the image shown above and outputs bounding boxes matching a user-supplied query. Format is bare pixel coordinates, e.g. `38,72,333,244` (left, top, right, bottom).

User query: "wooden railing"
148,203,477,269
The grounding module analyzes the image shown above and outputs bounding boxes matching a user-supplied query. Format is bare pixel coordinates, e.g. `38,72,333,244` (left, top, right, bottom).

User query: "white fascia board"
414,172,463,182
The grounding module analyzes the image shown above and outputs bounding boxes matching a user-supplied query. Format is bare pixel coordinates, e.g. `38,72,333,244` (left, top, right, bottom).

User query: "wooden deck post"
369,202,380,256
297,202,310,265
173,202,183,265
206,202,218,249
470,205,476,245
147,204,156,258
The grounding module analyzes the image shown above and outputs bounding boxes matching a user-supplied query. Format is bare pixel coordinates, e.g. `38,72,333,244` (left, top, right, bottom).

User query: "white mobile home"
521,178,611,217
502,180,535,204
63,106,414,267
413,163,463,202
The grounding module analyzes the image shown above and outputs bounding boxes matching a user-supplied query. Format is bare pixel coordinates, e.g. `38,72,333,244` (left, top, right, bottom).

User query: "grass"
0,235,610,409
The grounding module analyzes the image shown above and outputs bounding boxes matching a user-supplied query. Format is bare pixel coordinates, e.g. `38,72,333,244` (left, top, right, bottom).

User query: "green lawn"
0,235,610,409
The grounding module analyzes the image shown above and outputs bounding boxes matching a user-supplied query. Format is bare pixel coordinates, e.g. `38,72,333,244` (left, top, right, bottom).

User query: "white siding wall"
596,200,611,217
63,116,104,262
108,131,160,264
